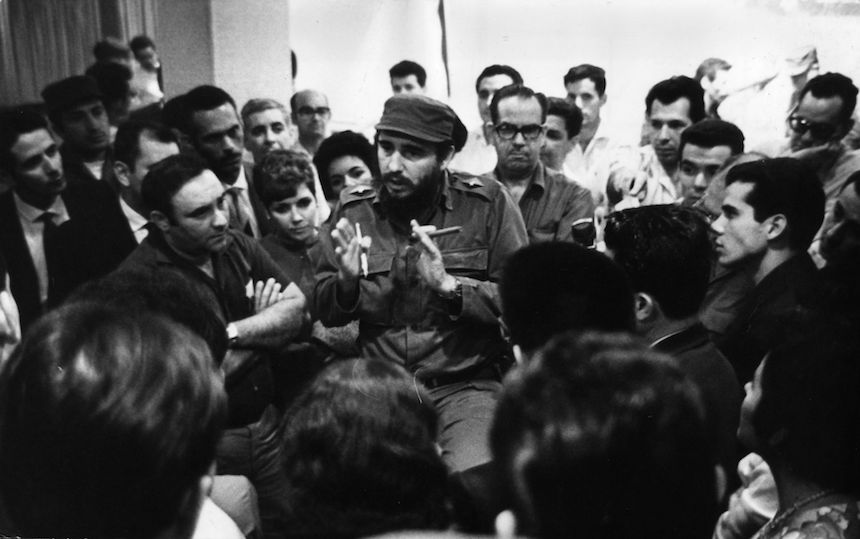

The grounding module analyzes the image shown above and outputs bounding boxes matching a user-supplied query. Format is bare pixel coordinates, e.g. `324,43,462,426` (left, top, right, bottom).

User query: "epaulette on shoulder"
449,172,499,200
340,184,376,205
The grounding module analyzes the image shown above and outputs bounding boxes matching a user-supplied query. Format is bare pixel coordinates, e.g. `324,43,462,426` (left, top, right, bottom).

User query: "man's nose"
213,205,229,228
512,131,526,145
711,214,726,234
658,124,671,140
574,96,584,110
694,172,708,190
386,152,403,172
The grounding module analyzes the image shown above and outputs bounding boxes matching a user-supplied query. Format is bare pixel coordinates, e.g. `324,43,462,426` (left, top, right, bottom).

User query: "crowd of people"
0,32,859,539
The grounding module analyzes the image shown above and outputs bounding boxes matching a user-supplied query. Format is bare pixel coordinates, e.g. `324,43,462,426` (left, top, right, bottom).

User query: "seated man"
676,119,745,206
712,158,824,384
314,93,526,472
487,84,594,243
491,331,717,538
118,153,306,539
0,302,227,538
604,204,741,487
0,107,134,331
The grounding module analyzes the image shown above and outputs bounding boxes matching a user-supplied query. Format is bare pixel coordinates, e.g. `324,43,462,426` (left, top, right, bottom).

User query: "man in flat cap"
42,75,114,191
314,94,528,473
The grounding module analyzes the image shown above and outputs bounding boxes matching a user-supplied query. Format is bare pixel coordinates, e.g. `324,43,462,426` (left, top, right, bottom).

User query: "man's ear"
494,509,518,539
150,209,171,232
765,213,788,241
439,144,456,170
113,161,132,188
634,291,656,322
836,118,854,141
600,93,608,107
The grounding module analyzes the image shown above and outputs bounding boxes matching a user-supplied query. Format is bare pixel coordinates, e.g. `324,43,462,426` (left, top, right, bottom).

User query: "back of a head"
726,157,825,250
389,60,427,87
646,75,706,122
491,331,715,539
500,242,635,355
67,268,228,365
0,302,226,538
85,62,132,102
604,205,712,320
680,119,745,155
113,120,178,169
93,36,132,64
562,64,606,96
475,64,523,93
129,34,156,54
753,310,860,493
800,72,858,123
281,358,449,536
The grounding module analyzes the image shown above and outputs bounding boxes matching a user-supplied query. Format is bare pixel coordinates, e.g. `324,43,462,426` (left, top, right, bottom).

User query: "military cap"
375,94,468,151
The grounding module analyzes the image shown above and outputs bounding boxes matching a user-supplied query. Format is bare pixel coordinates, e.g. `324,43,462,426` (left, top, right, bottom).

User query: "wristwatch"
226,322,240,347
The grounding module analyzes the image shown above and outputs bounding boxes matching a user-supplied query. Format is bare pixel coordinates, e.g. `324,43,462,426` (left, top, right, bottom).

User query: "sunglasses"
494,122,544,141
787,112,837,140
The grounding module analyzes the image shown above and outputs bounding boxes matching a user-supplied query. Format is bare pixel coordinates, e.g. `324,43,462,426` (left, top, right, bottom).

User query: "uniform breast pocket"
441,247,488,279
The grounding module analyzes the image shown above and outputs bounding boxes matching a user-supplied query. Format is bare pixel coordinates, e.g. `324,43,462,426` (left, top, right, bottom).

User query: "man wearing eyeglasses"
314,94,527,473
780,72,860,264
290,89,331,157
487,84,594,243
783,73,860,209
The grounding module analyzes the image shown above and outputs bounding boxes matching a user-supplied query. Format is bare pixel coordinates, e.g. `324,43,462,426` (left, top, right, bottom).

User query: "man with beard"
314,94,528,473
180,85,270,238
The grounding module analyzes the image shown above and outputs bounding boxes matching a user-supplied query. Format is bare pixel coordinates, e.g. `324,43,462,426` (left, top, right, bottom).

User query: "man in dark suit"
604,204,741,492
177,85,270,238
0,107,134,330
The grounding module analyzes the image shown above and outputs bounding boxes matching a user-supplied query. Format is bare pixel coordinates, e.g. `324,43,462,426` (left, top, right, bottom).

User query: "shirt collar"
230,165,249,190
13,192,69,224
118,196,149,232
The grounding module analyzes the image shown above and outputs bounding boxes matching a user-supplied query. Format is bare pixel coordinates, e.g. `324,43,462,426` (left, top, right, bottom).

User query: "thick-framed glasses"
297,106,331,117
494,122,544,141
787,111,837,140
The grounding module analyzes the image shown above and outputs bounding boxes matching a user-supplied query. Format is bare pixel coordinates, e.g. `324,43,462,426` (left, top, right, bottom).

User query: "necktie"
225,186,256,236
39,211,59,299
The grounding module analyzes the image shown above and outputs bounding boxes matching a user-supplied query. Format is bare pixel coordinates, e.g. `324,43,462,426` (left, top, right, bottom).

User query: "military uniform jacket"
313,171,528,379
